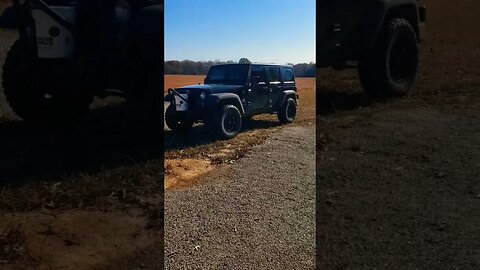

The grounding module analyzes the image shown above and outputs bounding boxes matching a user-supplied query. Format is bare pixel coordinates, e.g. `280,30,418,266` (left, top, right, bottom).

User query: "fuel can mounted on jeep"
318,0,426,97
164,64,299,140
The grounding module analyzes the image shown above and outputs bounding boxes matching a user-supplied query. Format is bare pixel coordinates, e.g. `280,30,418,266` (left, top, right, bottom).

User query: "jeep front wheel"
165,104,193,132
358,18,418,97
278,97,297,124
213,105,242,140
2,40,93,126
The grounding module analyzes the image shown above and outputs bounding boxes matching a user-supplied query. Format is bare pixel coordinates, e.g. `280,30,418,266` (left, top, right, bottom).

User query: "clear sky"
165,0,316,64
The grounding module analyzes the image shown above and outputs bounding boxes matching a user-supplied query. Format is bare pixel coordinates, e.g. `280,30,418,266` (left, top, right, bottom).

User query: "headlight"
200,92,206,100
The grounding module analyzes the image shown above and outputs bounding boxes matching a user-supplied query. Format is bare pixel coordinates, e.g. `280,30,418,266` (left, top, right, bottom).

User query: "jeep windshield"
204,64,249,85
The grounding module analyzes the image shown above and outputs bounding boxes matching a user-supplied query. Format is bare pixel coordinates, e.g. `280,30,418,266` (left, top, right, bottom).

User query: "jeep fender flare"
360,0,420,49
205,93,245,114
276,90,297,109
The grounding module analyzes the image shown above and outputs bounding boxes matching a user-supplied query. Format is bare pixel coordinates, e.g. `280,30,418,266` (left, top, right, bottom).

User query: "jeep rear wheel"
2,40,93,126
358,18,418,97
278,97,297,124
165,104,193,132
213,105,242,140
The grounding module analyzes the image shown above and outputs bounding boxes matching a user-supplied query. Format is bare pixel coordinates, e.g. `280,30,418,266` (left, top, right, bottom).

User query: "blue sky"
165,0,316,64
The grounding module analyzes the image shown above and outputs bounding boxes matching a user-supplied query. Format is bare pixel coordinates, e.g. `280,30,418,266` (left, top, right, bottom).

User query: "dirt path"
317,0,480,267
164,125,316,269
316,91,480,268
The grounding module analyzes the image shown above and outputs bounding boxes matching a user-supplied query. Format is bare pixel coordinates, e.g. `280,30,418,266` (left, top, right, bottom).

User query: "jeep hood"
175,84,244,94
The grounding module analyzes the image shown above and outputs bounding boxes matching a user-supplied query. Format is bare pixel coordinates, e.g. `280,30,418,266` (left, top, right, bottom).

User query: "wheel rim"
287,101,296,120
17,63,54,104
223,110,238,133
174,118,189,128
30,75,70,111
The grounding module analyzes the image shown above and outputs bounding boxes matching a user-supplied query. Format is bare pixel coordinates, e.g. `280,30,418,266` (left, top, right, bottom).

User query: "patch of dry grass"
0,223,28,265
0,160,162,212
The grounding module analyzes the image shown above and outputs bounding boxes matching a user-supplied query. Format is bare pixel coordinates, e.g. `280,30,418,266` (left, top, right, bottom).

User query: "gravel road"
316,92,480,269
164,125,316,269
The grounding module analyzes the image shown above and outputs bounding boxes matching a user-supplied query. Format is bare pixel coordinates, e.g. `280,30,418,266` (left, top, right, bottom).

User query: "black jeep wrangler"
318,0,426,97
164,64,298,139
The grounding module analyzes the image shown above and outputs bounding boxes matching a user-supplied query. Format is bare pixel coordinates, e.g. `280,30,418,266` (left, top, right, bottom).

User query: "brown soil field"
317,0,480,268
164,75,204,92
164,75,315,189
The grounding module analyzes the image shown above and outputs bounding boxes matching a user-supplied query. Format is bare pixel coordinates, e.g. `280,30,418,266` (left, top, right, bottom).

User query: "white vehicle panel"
32,6,76,58
174,94,189,111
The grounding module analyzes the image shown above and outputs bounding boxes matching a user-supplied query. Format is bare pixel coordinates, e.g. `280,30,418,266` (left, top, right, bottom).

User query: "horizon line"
165,59,316,65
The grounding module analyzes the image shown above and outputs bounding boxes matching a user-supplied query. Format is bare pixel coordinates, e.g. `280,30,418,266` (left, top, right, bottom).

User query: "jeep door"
247,66,270,112
267,66,282,109
280,66,296,105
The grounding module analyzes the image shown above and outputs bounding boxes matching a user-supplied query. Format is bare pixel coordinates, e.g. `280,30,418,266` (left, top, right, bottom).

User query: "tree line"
164,58,316,77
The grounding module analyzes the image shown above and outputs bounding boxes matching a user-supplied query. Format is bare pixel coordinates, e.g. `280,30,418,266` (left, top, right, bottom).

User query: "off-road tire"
278,97,297,124
358,18,418,97
2,40,92,126
165,104,193,132
213,105,242,140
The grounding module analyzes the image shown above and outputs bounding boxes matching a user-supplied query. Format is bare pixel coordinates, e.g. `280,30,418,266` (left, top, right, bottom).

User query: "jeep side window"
268,67,280,83
251,66,267,83
205,65,249,85
281,68,294,82
208,68,226,81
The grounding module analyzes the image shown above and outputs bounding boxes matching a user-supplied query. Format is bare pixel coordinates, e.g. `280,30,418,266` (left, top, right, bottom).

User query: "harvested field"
317,0,480,268
164,75,204,92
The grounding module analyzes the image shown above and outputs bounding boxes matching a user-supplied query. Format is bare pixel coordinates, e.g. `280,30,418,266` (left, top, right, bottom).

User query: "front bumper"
165,88,209,122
